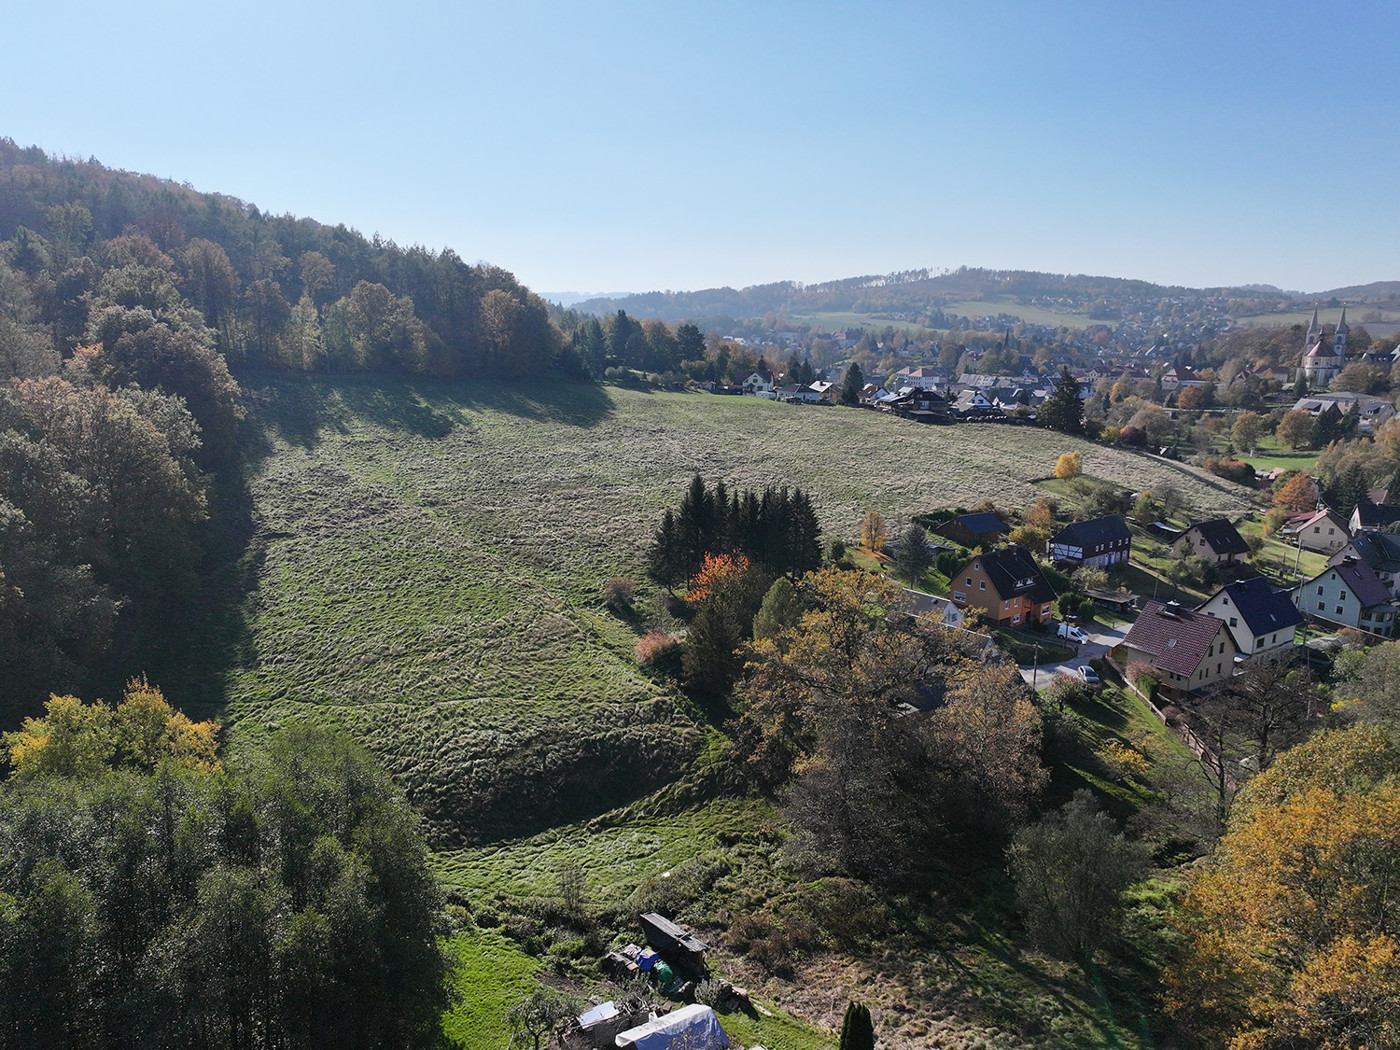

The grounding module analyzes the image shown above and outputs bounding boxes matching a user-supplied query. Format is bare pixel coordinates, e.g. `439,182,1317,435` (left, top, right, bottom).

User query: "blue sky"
5,1,1396,296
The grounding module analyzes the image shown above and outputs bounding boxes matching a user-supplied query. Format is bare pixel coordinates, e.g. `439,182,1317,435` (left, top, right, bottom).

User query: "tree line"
0,139,561,378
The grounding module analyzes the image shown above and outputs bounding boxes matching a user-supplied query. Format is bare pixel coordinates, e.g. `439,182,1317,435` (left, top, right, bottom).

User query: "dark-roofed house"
1328,530,1400,597
950,545,1056,627
1349,502,1400,533
1196,578,1303,661
1114,601,1238,696
1049,515,1132,568
934,512,1008,548
1176,518,1250,565
1293,560,1398,637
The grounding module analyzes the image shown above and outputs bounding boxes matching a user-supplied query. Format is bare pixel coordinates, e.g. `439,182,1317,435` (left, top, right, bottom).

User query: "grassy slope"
226,375,1253,849
222,375,1259,1048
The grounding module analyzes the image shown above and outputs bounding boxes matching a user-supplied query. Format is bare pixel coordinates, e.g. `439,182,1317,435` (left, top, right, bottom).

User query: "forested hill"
0,139,561,377
569,268,1400,326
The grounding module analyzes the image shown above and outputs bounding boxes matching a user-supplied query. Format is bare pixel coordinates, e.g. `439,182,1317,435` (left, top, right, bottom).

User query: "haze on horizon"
4,0,1396,299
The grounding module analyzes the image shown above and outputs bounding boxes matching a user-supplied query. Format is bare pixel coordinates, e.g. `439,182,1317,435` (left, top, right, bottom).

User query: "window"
1340,591,1348,601
1337,606,1345,615
965,577,972,586
1012,615,1021,625
953,591,966,602
979,581,985,590
1229,616,1237,626
1317,586,1325,595
1318,602,1325,611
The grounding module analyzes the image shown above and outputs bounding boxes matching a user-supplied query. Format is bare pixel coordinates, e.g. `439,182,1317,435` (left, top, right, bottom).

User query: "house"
901,588,966,630
950,545,1056,627
1049,515,1132,568
1327,530,1400,596
1289,391,1395,430
1196,578,1303,661
1176,518,1250,564
1281,508,1351,554
1349,502,1400,533
934,512,1008,548
1293,559,1399,637
739,370,773,396
1114,601,1238,696
892,366,946,390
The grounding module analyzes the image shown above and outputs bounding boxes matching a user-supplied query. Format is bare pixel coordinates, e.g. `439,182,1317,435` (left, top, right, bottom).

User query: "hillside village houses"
1114,601,1239,697
1049,514,1132,568
1281,507,1351,555
1293,559,1399,638
1196,578,1304,662
1175,518,1250,566
950,545,1056,627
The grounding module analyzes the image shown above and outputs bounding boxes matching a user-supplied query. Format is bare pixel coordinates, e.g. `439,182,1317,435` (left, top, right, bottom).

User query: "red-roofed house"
1113,600,1238,697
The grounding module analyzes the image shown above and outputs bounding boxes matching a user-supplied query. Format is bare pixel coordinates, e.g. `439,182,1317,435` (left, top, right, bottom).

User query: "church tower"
1300,305,1344,388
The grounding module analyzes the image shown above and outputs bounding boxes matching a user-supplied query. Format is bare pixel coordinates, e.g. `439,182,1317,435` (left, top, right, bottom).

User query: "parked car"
1076,665,1100,685
1056,623,1088,643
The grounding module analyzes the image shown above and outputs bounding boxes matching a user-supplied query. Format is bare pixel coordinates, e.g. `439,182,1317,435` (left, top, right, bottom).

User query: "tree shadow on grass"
235,370,616,459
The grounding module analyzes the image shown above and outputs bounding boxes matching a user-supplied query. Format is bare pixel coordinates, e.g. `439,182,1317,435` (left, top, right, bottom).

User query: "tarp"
615,1004,730,1050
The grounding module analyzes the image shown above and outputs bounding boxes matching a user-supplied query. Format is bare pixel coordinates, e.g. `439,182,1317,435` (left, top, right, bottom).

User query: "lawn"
441,931,542,1049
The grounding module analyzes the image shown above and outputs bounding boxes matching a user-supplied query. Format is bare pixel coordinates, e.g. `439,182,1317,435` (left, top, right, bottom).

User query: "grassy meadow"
213,374,1261,1048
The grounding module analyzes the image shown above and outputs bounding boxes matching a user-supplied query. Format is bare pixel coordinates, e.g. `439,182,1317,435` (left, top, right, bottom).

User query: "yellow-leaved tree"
1165,724,1400,1049
3,678,220,780
1054,451,1082,479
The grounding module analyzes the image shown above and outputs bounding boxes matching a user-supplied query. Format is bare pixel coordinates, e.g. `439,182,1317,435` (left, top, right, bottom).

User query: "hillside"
223,375,1255,847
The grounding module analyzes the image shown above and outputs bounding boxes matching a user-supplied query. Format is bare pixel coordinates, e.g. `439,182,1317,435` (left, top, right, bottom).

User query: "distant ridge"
568,269,1400,325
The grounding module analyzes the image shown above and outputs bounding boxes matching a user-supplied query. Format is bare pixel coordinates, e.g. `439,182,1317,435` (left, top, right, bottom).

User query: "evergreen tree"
890,523,934,587
676,475,717,577
838,1002,875,1050
647,509,684,590
1039,366,1084,433
785,488,824,577
840,363,865,405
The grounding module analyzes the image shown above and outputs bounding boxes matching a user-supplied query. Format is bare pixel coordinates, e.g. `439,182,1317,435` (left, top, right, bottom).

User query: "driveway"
1018,621,1129,689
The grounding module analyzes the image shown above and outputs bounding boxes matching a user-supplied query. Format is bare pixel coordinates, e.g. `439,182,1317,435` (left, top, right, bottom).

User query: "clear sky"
4,1,1396,297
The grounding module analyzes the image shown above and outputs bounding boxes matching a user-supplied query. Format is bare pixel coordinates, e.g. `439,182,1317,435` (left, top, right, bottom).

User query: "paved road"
1018,621,1130,689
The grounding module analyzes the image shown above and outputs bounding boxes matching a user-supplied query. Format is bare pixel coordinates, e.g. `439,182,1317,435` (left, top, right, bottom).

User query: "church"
1298,306,1349,388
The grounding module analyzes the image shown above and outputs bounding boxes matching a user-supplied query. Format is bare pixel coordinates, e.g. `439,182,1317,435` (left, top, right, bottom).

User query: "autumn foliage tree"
1166,725,1400,1049
1054,451,1082,479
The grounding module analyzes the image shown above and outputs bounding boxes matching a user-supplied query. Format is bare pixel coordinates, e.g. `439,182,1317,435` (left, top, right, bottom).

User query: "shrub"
601,576,636,611
1119,425,1147,447
694,978,726,1008
634,630,681,676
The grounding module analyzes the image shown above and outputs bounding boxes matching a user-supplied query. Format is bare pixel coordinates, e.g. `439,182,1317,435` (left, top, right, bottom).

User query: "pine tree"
838,1001,875,1050
840,363,865,405
648,510,684,590
1039,366,1083,433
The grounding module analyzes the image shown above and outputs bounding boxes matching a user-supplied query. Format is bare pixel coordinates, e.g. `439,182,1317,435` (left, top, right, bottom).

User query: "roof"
1052,514,1132,549
1353,503,1400,530
1200,578,1303,637
1120,601,1229,675
1184,518,1249,556
971,545,1056,605
1344,530,1400,573
1322,562,1396,609
955,512,1007,535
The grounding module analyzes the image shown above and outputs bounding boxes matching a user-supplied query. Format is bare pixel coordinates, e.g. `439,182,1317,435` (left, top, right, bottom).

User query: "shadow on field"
237,371,615,457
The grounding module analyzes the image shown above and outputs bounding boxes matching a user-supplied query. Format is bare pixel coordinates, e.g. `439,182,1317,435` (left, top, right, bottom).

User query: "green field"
791,298,1095,333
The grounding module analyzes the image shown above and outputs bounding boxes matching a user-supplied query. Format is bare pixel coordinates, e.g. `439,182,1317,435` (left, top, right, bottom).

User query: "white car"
1056,623,1088,644
1077,665,1101,685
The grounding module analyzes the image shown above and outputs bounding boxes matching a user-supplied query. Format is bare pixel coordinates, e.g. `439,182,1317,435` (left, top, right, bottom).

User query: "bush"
601,576,636,611
634,630,681,677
